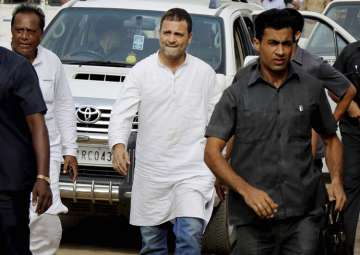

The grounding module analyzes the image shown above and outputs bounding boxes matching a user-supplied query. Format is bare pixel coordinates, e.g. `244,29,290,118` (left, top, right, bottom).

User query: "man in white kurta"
11,5,78,255
109,8,220,255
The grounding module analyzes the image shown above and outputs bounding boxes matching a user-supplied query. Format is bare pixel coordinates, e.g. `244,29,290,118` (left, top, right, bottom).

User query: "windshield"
326,3,360,40
42,8,225,72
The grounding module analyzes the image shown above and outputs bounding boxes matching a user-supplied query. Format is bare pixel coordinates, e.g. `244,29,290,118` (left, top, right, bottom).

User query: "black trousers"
0,191,32,255
342,132,360,255
232,214,323,255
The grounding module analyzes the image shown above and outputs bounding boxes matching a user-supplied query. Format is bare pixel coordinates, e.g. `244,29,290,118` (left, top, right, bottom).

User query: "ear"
188,32,192,44
253,37,260,52
295,31,301,42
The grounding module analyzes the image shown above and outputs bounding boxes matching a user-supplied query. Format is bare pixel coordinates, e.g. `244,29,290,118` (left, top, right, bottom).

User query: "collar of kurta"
247,60,300,87
156,51,190,70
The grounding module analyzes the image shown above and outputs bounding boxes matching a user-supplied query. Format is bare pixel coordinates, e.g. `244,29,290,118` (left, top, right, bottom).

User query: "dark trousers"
232,215,322,255
0,191,32,255
342,133,360,255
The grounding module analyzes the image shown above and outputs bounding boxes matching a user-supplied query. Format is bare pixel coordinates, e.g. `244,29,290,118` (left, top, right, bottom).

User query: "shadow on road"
61,215,141,250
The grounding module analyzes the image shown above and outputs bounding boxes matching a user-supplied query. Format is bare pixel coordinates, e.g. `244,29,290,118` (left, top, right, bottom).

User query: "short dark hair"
160,8,192,34
285,8,304,34
11,3,45,32
255,8,295,41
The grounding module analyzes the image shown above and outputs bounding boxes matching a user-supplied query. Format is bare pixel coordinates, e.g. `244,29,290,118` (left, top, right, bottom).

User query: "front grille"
74,73,126,82
76,107,138,133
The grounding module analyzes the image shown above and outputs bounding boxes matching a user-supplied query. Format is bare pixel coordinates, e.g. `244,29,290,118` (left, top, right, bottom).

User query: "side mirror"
243,55,258,67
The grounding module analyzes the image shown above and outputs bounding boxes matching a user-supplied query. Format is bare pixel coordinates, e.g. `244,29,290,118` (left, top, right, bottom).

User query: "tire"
202,198,236,255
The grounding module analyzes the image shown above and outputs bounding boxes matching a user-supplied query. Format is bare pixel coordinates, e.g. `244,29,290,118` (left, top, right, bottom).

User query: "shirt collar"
247,60,299,87
292,46,303,66
32,45,43,66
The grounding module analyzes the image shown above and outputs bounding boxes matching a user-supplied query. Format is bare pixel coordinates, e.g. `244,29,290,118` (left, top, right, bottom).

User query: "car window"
300,16,339,64
233,17,248,70
326,3,360,40
42,7,225,73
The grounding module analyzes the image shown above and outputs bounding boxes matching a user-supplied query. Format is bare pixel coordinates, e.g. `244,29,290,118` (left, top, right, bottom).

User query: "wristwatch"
36,174,51,185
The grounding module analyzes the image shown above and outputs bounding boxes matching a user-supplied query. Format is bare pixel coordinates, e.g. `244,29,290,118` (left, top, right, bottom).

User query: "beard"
160,45,186,59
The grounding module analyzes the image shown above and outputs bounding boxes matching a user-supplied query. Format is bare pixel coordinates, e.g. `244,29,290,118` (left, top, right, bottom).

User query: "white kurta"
109,53,221,226
32,45,77,215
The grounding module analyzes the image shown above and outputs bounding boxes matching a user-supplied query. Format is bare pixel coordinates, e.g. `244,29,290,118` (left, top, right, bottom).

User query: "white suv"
41,0,262,253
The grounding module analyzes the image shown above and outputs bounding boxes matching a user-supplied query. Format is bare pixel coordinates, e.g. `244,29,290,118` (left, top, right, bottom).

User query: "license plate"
77,146,112,166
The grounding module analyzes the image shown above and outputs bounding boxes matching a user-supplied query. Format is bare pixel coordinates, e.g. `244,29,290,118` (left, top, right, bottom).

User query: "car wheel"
202,197,236,255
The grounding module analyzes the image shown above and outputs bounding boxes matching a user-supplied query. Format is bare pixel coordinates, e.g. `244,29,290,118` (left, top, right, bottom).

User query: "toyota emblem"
76,106,101,124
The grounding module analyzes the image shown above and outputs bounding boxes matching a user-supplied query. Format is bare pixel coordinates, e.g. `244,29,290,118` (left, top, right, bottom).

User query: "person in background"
333,41,360,255
11,4,78,255
261,0,300,10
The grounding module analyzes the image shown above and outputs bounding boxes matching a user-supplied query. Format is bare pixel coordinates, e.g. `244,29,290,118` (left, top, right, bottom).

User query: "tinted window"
326,3,360,40
42,8,225,72
300,17,344,64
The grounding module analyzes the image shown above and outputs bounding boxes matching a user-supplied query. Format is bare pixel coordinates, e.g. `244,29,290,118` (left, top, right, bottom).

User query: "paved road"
58,215,360,255
58,215,140,255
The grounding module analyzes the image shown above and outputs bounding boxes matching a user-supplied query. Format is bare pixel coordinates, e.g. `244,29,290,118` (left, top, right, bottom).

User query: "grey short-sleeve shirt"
206,62,337,225
293,47,350,98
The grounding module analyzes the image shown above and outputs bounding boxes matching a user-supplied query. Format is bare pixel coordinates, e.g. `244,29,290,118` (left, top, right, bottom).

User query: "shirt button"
277,133,281,138
277,110,280,114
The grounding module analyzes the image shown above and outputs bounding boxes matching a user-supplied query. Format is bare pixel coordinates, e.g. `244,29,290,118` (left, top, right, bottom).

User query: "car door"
300,11,356,65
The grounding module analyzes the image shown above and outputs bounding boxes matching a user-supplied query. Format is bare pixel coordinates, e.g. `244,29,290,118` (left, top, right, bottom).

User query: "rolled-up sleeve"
108,67,141,149
205,87,237,142
318,61,350,98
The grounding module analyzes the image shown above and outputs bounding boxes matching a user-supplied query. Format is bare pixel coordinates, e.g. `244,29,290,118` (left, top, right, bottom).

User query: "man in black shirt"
0,46,52,254
286,8,356,172
205,9,346,255
334,41,360,255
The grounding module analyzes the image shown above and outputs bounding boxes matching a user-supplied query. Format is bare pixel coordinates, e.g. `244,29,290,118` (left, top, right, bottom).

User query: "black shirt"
334,41,360,135
206,62,337,225
0,47,47,192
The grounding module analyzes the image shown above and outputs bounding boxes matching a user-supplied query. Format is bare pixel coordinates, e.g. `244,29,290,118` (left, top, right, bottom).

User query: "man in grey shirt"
217,9,356,201
205,8,346,254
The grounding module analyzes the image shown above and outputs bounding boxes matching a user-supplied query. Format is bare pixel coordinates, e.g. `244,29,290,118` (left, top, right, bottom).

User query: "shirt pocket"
236,110,275,143
39,77,55,104
289,105,312,140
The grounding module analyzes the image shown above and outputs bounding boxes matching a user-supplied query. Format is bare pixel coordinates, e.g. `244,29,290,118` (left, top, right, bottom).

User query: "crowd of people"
1,2,360,255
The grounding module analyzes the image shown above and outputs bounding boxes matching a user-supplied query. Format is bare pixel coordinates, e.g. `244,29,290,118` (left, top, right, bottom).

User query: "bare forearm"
204,140,249,195
26,113,50,177
324,135,343,182
333,84,357,121
311,129,318,158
